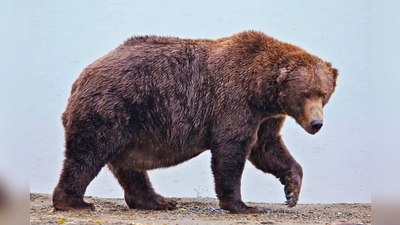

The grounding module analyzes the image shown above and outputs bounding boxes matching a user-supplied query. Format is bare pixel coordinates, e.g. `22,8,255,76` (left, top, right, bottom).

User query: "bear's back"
121,35,214,47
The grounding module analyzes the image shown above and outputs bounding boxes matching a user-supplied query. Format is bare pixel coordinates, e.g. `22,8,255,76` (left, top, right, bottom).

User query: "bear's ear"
277,68,288,84
332,68,339,81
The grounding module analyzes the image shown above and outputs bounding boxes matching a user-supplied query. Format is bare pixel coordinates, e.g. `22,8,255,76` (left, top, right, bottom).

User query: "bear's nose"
310,120,323,132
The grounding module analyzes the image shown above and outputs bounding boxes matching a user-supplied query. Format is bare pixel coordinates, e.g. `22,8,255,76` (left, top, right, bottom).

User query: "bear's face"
277,61,338,134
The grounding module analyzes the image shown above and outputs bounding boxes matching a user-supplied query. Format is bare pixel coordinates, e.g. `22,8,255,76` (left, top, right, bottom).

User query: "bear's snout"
310,120,323,132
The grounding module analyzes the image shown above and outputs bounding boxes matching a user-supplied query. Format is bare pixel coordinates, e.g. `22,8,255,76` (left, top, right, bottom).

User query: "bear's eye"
301,92,311,98
320,92,328,99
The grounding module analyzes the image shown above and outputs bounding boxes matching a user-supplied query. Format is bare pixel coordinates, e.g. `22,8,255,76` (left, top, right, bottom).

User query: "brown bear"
53,30,338,213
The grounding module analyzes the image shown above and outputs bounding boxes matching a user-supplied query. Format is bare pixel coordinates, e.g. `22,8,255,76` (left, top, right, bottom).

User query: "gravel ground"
30,193,371,225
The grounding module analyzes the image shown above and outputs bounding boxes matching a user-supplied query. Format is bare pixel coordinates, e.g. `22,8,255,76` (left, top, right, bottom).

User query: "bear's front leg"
210,129,260,214
248,117,303,207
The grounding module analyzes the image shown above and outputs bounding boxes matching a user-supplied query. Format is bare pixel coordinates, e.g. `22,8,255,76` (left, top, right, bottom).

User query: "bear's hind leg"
53,157,104,210
248,117,303,207
108,162,177,210
53,115,121,211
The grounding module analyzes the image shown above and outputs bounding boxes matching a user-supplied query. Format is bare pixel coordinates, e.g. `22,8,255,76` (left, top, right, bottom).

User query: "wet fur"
53,31,338,213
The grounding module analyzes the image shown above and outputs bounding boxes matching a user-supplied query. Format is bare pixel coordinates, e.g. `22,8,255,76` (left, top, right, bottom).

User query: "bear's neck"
249,77,286,118
206,35,299,117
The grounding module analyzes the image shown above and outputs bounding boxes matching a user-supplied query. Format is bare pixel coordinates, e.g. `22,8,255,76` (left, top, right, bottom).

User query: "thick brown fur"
53,31,338,213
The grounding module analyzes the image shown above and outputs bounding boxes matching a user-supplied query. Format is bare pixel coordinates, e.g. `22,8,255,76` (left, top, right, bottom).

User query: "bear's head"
277,53,338,134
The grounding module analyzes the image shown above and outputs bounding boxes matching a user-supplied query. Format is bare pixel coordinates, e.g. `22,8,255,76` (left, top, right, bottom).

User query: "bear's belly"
112,146,208,170
110,122,212,170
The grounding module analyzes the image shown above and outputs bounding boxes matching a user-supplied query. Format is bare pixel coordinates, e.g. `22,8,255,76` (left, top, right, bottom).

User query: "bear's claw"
285,192,296,207
164,197,178,210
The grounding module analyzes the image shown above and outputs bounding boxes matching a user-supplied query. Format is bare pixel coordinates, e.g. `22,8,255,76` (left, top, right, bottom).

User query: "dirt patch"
30,193,370,225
